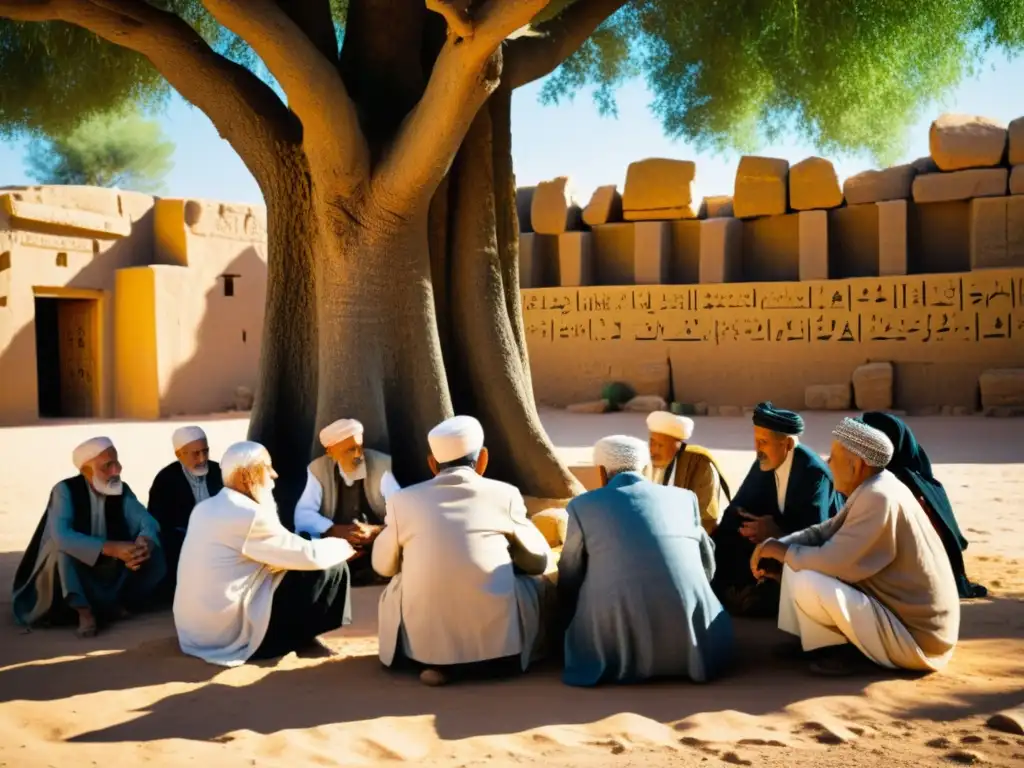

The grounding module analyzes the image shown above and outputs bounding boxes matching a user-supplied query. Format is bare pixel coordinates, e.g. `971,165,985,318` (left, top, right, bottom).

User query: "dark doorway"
33,296,99,418
34,297,61,417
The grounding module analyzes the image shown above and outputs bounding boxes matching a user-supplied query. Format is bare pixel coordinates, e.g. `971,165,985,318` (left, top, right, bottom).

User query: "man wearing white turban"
12,437,165,637
294,418,393,585
752,418,960,676
373,415,554,686
147,426,223,600
645,411,731,534
557,436,733,686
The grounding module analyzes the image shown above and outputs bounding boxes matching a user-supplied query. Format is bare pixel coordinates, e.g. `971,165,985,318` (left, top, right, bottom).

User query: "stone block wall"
521,112,1024,414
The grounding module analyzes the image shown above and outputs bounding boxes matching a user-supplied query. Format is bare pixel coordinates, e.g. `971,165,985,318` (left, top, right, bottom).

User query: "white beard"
95,476,123,496
339,461,367,486
187,463,209,478
254,477,276,507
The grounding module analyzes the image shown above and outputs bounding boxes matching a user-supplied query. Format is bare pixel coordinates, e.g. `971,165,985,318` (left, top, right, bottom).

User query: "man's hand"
103,540,149,570
326,522,382,548
750,538,788,581
126,536,154,570
738,509,783,544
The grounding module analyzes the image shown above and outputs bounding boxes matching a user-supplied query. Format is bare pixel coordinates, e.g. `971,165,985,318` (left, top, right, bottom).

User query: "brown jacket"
648,445,730,530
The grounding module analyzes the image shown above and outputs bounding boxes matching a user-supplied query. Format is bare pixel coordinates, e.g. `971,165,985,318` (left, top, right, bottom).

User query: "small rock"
623,394,668,413
944,749,984,765
718,405,743,417
952,406,974,416
852,362,893,411
234,386,254,411
705,405,720,417
910,405,941,417
694,401,709,416
983,406,1024,418
566,399,610,414
805,383,852,410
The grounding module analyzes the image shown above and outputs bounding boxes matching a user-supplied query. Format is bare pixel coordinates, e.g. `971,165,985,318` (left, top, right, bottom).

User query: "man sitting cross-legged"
12,437,165,638
711,402,843,617
174,441,355,666
752,418,961,676
372,415,554,686
558,435,734,687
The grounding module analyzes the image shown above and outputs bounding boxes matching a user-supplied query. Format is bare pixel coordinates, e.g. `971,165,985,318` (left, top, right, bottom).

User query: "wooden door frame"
32,286,106,419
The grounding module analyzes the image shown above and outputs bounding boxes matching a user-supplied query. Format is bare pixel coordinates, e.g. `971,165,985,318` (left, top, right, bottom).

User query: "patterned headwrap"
832,417,894,468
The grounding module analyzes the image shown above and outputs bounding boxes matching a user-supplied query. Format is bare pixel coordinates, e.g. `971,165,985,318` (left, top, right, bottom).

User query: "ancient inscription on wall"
522,269,1024,349
184,200,267,242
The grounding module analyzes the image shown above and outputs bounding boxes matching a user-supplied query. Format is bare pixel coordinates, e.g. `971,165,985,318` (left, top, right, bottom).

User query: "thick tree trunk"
437,86,582,499
247,148,320,489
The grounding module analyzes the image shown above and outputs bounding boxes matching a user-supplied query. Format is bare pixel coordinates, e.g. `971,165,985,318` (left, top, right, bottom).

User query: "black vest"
64,474,131,542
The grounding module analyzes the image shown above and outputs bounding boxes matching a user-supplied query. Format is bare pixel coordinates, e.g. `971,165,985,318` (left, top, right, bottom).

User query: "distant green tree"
25,109,175,192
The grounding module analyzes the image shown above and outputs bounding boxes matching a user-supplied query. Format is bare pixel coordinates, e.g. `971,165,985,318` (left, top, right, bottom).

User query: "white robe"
173,488,354,666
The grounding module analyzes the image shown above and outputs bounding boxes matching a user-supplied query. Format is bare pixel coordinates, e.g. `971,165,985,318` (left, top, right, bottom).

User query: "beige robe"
372,467,553,670
778,470,960,670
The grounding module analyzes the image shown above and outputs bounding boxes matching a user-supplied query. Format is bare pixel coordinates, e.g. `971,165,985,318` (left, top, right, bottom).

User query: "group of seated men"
11,401,976,684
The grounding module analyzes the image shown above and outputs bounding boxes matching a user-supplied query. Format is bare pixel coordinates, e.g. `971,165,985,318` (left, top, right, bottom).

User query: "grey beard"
186,462,209,477
339,461,367,486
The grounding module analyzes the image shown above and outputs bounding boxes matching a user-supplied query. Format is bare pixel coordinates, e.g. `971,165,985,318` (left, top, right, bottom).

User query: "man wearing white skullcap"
147,426,223,601
294,418,393,585
373,415,553,686
751,417,960,677
645,411,731,535
557,435,733,686
174,441,355,665
13,437,164,638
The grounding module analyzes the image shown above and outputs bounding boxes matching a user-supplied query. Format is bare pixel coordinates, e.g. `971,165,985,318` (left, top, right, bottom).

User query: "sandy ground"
1,410,1023,768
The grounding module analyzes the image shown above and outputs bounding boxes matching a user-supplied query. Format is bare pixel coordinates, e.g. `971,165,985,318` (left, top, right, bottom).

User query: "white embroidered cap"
172,425,207,452
833,417,894,468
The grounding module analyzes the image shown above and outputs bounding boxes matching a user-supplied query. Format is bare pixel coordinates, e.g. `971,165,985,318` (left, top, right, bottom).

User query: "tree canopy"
2,1,1022,166
25,108,175,191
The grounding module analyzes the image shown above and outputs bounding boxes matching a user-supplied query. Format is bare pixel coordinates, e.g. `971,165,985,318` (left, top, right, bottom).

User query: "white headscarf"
72,437,113,470
428,415,485,464
172,425,207,452
646,411,695,441
593,435,651,475
319,419,364,448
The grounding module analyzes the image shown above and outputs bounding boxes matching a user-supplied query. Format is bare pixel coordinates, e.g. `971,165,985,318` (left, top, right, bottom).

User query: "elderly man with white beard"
12,437,165,638
148,426,224,600
174,441,356,666
294,418,395,585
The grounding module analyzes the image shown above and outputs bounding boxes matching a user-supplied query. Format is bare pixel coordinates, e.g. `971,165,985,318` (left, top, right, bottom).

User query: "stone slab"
1011,166,1024,195
582,185,623,227
623,205,698,221
852,362,893,411
700,195,734,218
734,156,789,219
557,232,594,287
970,197,1024,270
699,218,743,283
805,384,852,410
1010,118,1024,167
516,186,535,232
877,200,908,276
1,194,130,237
798,210,829,280
531,177,582,235
930,113,1008,171
912,168,1008,204
790,156,843,210
844,164,916,205
979,369,1024,408
622,158,696,218
633,221,670,284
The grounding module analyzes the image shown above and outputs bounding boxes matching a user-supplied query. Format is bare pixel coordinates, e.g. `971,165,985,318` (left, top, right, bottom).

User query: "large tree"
26,107,175,191
1,0,1021,500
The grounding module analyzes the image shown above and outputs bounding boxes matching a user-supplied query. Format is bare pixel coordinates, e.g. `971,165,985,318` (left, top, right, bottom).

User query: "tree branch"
276,0,340,63
504,0,628,89
372,0,551,213
203,0,369,193
0,0,298,187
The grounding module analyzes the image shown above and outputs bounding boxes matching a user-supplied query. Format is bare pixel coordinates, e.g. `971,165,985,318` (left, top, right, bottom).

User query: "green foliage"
540,0,1024,164
601,381,636,410
1,0,1021,163
25,109,175,193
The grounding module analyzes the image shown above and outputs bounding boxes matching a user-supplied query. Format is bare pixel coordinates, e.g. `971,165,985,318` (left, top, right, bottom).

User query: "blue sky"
1,51,1021,206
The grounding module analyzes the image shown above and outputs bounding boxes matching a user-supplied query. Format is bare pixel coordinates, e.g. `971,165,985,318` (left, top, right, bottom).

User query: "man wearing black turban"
711,402,844,617
860,412,986,599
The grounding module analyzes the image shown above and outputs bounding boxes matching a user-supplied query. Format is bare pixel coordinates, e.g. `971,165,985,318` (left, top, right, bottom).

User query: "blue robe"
557,471,734,686
711,443,842,615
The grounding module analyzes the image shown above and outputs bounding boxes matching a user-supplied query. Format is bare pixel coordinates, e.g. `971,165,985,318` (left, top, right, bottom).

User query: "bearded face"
177,439,210,476
84,447,123,496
